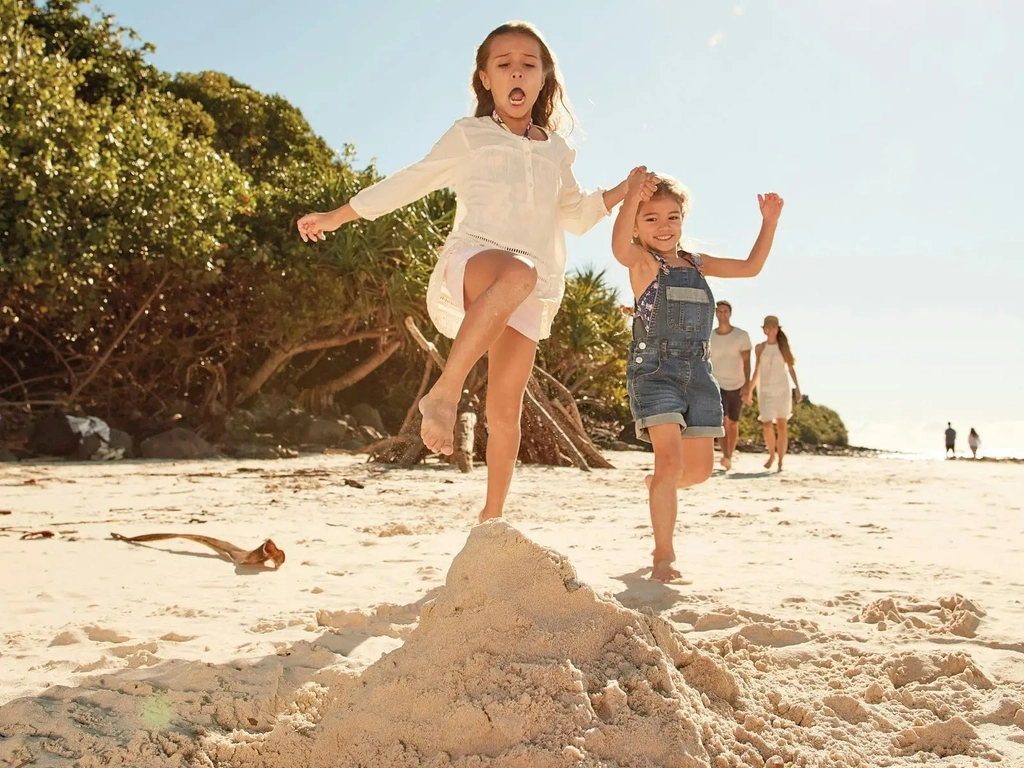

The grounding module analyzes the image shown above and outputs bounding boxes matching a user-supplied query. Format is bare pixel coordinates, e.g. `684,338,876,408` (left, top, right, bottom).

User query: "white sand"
1,452,1022,766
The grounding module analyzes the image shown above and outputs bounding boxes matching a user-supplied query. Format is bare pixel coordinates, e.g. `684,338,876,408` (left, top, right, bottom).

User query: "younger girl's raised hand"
758,192,784,223
627,166,659,202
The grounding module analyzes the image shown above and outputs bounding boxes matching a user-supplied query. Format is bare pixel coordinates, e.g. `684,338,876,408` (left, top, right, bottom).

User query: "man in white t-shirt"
709,300,752,470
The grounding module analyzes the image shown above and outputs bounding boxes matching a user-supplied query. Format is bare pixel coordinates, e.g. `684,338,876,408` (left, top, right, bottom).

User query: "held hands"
758,192,784,224
626,166,659,203
742,385,753,406
296,212,337,243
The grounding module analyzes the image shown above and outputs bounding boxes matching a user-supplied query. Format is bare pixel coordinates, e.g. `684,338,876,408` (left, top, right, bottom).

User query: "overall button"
638,342,646,349
634,356,643,364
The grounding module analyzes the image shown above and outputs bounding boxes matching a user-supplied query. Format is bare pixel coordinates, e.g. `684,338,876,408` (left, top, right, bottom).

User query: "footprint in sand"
160,632,196,642
84,626,131,643
49,630,83,647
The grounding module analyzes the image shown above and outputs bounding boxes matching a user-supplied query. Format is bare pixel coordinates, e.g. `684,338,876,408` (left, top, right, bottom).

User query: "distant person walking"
709,300,752,471
968,428,980,459
751,315,801,472
945,422,956,456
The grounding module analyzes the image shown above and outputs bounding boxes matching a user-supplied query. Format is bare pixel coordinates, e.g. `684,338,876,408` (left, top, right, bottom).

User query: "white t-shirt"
709,326,752,391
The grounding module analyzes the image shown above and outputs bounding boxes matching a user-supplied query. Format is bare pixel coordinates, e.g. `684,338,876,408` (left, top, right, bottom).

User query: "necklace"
492,109,532,138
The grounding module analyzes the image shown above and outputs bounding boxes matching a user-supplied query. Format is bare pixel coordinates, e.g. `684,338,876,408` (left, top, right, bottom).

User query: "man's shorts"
720,388,744,422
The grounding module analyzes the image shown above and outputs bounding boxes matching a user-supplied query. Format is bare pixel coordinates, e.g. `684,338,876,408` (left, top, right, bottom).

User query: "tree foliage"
0,0,453,431
1,0,848,451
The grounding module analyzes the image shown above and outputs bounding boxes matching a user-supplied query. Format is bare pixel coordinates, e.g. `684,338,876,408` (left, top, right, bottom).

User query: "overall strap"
678,250,706,278
645,249,671,273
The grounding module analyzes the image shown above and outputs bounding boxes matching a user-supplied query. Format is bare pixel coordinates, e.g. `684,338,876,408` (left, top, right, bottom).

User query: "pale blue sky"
92,0,1024,454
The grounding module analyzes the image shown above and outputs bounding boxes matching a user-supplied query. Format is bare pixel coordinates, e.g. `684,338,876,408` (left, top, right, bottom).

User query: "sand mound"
2,521,1018,767
221,520,766,768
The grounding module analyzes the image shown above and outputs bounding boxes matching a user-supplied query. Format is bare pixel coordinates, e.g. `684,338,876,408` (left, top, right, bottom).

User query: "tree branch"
235,330,388,406
69,271,170,405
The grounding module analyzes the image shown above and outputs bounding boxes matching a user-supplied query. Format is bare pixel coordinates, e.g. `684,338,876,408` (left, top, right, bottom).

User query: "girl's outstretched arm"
702,193,784,278
297,121,466,242
297,203,360,242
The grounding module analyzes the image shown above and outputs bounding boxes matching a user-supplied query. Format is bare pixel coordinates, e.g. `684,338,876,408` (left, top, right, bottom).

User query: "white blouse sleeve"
557,145,610,236
349,121,466,221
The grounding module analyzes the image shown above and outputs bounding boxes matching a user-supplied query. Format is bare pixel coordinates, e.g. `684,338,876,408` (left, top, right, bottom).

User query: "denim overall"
626,251,726,442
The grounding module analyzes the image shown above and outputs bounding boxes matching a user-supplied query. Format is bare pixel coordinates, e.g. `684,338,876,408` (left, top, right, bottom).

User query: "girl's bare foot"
418,390,458,455
652,558,682,582
719,455,732,470
478,508,502,523
764,453,776,470
644,473,654,490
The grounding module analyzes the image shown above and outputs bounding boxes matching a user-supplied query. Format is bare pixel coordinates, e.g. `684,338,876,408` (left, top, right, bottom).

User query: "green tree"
539,266,630,421
0,0,457,426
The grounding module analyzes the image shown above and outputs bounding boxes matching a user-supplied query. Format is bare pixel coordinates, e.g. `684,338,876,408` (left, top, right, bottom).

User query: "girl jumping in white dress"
297,22,632,521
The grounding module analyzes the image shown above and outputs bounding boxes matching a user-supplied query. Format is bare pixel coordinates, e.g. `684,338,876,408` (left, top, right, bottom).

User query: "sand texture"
1,452,1022,766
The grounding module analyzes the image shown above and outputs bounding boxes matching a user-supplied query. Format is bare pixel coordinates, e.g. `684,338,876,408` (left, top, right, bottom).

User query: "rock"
228,443,295,460
304,418,350,447
77,434,103,460
249,393,292,432
223,410,258,444
350,403,387,436
107,428,134,458
277,408,316,442
336,424,386,452
77,428,134,461
341,434,366,451
139,428,219,460
0,447,18,462
28,412,79,457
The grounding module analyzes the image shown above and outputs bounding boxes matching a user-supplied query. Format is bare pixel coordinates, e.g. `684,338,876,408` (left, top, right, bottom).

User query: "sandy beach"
1,451,1022,766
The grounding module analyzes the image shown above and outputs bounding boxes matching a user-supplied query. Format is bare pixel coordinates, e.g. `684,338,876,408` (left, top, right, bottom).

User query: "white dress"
349,116,610,341
757,344,793,421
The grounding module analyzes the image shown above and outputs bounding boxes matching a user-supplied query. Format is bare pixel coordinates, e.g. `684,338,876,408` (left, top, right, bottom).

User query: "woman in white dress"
750,315,802,471
968,428,980,459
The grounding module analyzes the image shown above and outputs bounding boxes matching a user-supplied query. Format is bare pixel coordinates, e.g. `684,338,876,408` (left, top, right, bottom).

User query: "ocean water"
877,448,1024,462
847,419,1024,462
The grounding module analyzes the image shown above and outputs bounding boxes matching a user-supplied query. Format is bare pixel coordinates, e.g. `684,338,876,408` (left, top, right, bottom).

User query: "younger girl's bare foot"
764,453,776,470
644,474,654,490
418,390,458,455
652,559,682,583
720,455,732,470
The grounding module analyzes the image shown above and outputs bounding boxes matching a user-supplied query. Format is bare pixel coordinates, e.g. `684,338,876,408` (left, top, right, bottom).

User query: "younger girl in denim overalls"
612,169,784,582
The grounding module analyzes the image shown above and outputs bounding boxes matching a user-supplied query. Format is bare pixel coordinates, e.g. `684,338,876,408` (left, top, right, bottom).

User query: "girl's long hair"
471,21,575,133
765,316,796,365
776,328,796,365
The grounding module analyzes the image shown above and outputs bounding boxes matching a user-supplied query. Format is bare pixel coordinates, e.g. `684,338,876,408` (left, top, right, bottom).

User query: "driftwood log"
365,317,613,471
110,532,286,569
